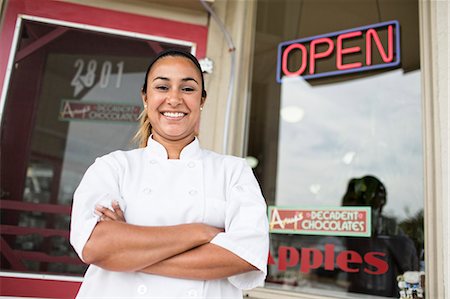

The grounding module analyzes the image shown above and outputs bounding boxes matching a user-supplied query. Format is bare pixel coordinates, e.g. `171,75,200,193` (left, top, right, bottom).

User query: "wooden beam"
15,27,68,62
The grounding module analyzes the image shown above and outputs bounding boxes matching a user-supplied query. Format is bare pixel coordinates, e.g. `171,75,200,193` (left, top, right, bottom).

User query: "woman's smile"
160,111,188,120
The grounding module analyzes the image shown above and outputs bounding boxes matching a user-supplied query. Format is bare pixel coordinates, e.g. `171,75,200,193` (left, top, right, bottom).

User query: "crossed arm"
82,202,257,280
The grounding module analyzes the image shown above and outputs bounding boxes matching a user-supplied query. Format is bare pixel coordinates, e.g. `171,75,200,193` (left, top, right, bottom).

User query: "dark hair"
342,175,387,209
141,48,207,98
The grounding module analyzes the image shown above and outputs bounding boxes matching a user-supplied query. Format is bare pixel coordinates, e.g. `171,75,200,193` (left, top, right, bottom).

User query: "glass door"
0,17,191,277
248,1,424,298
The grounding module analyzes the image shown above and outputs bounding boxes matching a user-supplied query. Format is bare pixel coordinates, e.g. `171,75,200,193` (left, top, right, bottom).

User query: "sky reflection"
276,70,423,221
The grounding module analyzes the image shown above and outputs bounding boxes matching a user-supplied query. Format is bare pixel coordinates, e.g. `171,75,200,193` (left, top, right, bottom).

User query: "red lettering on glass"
300,248,323,273
268,251,276,265
270,245,389,275
336,250,363,273
324,244,335,270
364,252,388,274
278,246,299,271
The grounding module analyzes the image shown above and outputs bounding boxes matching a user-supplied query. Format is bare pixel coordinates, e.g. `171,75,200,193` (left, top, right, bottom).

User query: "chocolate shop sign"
276,20,400,82
59,100,141,123
269,206,371,237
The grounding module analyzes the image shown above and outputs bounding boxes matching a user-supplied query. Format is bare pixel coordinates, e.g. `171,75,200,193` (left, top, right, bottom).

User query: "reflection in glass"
341,175,419,297
277,71,423,220
266,70,424,297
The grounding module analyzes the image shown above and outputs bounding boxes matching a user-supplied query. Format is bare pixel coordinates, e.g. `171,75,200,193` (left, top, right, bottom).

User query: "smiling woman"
134,50,207,152
69,49,269,298
141,52,206,158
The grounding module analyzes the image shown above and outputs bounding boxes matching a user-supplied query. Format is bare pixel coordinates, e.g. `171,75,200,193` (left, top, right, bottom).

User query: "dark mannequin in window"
342,175,419,297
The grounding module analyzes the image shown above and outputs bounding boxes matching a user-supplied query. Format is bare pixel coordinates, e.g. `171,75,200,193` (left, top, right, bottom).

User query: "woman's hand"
95,200,126,222
202,224,224,242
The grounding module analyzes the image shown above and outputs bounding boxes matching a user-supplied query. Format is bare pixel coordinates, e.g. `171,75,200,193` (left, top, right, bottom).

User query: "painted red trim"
0,238,27,271
0,199,72,214
0,0,208,99
0,276,82,299
16,251,84,265
1,224,70,238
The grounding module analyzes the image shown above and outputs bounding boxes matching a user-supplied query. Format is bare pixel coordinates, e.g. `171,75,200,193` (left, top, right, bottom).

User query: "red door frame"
0,0,208,297
0,0,208,101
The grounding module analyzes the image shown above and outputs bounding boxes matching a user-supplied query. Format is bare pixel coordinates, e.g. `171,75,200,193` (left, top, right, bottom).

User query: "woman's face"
142,56,205,143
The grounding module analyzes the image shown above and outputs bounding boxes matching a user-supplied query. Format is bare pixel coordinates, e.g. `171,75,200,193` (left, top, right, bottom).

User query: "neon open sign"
276,20,400,82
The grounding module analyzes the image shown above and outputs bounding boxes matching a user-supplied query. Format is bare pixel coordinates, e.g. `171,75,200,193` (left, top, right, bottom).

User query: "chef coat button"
137,284,147,294
149,159,157,164
142,187,152,194
187,289,198,297
188,189,198,196
187,161,195,168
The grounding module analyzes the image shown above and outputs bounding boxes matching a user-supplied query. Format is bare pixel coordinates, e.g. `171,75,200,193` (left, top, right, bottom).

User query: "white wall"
420,0,449,298
439,1,450,296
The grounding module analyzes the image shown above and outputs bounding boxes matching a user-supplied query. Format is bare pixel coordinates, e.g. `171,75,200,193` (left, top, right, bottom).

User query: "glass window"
248,1,423,298
0,18,191,276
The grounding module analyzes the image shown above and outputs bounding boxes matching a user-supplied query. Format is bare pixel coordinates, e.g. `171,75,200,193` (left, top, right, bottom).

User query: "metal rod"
200,0,236,154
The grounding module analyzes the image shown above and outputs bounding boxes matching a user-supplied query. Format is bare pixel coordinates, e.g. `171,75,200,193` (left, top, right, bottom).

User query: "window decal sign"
276,20,400,82
59,100,141,123
268,206,371,237
268,244,388,274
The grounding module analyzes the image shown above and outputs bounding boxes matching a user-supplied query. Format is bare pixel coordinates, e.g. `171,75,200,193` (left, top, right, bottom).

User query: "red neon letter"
336,250,363,273
366,25,394,65
309,37,334,75
364,252,388,274
300,248,323,273
336,31,362,70
282,43,307,77
278,246,299,271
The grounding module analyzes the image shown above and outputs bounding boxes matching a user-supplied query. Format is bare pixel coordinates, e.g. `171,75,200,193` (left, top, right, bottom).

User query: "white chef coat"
70,136,269,298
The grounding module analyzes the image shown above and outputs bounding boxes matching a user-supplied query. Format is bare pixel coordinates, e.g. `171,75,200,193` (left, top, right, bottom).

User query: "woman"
70,49,269,298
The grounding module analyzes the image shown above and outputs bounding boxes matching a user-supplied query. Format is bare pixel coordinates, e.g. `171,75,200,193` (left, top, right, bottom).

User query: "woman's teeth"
163,112,185,117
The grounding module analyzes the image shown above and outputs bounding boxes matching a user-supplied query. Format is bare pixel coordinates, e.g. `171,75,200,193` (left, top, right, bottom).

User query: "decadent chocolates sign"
59,100,141,123
268,206,371,237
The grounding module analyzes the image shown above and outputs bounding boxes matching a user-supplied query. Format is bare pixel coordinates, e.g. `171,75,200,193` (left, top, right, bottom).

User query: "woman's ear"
200,95,206,107
141,92,147,107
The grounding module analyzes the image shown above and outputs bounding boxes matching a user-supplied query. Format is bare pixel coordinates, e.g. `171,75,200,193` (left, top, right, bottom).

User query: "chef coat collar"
146,135,202,160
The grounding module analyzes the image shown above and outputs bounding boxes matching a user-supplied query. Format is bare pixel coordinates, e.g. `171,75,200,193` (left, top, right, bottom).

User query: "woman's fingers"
112,201,126,222
95,202,125,222
94,208,103,217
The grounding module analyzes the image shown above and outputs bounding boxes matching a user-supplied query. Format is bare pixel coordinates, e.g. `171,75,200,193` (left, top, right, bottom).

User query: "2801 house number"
70,59,124,97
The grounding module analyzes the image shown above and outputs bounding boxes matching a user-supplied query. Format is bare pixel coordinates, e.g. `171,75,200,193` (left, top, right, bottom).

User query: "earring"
144,103,147,108
200,107,203,111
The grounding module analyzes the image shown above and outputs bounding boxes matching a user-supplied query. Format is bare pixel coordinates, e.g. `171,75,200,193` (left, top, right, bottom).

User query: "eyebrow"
153,76,199,85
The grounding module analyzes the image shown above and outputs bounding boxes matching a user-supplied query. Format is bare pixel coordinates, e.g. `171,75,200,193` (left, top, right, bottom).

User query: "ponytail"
133,109,152,148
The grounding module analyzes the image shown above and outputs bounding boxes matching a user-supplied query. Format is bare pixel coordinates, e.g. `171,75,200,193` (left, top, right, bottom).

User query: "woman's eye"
156,86,169,91
182,87,195,92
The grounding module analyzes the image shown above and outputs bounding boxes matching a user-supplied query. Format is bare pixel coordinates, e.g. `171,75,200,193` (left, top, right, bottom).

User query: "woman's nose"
167,90,182,106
